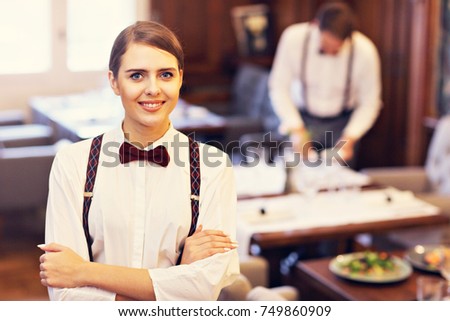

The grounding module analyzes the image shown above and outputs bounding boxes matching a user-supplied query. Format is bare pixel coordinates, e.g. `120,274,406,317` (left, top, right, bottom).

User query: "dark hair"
315,2,356,40
109,21,184,77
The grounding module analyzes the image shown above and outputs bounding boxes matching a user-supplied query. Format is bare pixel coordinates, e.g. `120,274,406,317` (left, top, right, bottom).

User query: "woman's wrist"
77,261,94,287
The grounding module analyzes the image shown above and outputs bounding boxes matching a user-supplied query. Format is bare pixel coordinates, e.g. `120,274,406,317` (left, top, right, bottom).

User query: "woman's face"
109,42,183,142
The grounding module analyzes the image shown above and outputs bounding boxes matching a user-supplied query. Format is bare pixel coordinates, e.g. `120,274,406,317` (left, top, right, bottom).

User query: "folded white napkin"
233,163,287,197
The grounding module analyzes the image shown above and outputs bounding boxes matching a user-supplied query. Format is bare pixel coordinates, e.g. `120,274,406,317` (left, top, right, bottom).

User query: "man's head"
314,2,356,55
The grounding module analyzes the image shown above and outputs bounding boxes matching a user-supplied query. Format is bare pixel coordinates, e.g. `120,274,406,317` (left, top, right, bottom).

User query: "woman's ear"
178,69,184,89
108,70,120,96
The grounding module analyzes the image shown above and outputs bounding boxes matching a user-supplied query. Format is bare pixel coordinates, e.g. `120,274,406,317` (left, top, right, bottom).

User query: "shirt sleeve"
149,151,240,301
342,37,383,140
268,25,305,134
45,146,116,301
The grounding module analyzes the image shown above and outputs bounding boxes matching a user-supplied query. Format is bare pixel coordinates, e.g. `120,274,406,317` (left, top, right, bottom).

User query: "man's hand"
289,127,310,154
289,127,320,163
335,136,356,162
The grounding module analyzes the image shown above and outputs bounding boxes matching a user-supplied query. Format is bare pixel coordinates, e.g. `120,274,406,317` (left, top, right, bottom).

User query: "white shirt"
268,22,382,139
45,124,239,300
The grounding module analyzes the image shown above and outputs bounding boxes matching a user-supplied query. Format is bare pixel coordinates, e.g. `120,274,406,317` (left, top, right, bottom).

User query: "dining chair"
0,140,70,235
223,63,285,163
0,124,54,148
220,63,281,149
0,109,27,126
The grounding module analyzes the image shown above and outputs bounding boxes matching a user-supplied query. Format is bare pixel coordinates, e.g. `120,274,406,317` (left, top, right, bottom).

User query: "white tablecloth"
236,187,441,258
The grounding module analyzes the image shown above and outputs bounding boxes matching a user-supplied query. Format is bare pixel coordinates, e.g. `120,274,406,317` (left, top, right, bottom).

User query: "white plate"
329,252,413,283
405,244,446,273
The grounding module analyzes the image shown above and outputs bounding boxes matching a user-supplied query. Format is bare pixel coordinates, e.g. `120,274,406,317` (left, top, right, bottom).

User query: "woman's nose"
144,79,161,96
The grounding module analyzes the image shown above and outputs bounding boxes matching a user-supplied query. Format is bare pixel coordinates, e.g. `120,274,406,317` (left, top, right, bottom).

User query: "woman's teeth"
140,102,162,108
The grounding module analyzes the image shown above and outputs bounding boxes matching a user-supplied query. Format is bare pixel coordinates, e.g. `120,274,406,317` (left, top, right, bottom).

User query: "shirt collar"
109,123,190,171
115,122,178,151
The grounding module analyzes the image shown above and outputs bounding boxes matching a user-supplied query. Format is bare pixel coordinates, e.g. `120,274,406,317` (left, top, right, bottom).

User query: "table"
292,251,443,300
237,189,449,286
29,89,227,142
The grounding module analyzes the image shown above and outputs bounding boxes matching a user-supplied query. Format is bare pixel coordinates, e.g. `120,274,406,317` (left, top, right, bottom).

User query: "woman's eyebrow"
124,67,177,73
124,68,147,73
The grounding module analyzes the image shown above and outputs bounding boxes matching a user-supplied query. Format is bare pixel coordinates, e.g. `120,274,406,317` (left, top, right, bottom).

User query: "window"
0,0,51,74
0,0,140,75
67,0,136,71
0,0,148,110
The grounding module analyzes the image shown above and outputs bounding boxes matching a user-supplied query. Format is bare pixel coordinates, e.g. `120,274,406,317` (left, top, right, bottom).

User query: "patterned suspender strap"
82,134,103,262
176,137,201,265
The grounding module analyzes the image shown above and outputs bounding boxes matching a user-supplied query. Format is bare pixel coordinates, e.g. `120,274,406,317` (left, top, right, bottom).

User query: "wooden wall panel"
151,0,263,104
353,0,413,167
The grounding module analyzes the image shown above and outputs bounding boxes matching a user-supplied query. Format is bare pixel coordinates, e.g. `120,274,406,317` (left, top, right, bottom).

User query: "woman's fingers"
37,242,66,252
192,224,203,235
180,228,238,264
186,235,237,251
37,243,87,288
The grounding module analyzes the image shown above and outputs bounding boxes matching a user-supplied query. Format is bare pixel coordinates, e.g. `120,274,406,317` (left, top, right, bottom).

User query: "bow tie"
119,142,170,167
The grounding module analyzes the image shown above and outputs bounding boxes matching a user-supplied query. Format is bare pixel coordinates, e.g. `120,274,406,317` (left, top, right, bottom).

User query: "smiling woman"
39,21,239,301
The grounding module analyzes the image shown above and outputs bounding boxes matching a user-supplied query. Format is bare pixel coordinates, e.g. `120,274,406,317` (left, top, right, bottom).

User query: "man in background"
268,2,382,167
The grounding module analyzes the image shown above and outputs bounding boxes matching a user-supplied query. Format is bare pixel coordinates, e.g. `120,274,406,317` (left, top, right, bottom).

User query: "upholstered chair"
0,124,54,148
218,256,299,301
0,140,70,235
0,109,26,126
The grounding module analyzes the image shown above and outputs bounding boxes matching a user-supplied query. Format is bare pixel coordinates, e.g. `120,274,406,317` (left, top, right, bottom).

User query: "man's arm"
268,25,305,136
341,36,382,141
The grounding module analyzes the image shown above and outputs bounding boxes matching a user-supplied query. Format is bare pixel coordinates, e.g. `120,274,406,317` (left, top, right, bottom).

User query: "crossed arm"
38,224,238,301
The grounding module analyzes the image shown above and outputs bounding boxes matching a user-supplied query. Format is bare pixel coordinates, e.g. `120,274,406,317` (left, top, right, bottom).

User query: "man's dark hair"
315,2,356,40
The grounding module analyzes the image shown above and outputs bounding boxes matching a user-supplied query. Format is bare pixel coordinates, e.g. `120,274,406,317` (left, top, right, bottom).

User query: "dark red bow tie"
119,142,170,167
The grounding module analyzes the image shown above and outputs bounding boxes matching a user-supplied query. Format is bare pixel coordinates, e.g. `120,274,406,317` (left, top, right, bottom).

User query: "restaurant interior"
1,0,450,301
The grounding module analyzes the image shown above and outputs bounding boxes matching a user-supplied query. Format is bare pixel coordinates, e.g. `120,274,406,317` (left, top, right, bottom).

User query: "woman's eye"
130,73,142,80
160,71,173,79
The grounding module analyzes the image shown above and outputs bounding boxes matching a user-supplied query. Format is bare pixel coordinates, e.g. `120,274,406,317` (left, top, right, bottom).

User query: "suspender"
82,134,103,262
176,136,201,265
82,135,201,264
300,25,354,113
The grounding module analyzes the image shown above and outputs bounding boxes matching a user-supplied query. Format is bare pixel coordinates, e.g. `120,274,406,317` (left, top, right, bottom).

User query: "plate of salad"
405,244,450,273
329,251,412,283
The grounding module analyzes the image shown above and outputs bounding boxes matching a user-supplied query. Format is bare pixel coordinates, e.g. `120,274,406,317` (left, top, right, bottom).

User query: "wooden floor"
0,218,49,301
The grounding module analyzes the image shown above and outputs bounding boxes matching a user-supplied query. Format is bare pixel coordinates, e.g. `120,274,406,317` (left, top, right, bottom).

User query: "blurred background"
0,0,449,300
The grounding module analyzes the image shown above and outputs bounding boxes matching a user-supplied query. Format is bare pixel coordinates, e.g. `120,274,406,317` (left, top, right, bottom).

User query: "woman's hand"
180,225,238,264
38,243,88,288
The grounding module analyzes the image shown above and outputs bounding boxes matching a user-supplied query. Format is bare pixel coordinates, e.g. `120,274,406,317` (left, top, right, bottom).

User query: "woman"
38,21,239,301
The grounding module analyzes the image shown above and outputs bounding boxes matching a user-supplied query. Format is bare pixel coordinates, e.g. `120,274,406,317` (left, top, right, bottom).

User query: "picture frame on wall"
230,4,274,57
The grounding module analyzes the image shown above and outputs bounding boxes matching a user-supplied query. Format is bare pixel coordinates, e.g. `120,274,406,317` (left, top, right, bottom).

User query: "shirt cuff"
48,286,116,301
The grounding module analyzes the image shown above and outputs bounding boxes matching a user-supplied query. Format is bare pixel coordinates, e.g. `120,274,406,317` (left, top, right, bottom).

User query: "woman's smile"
138,100,165,112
